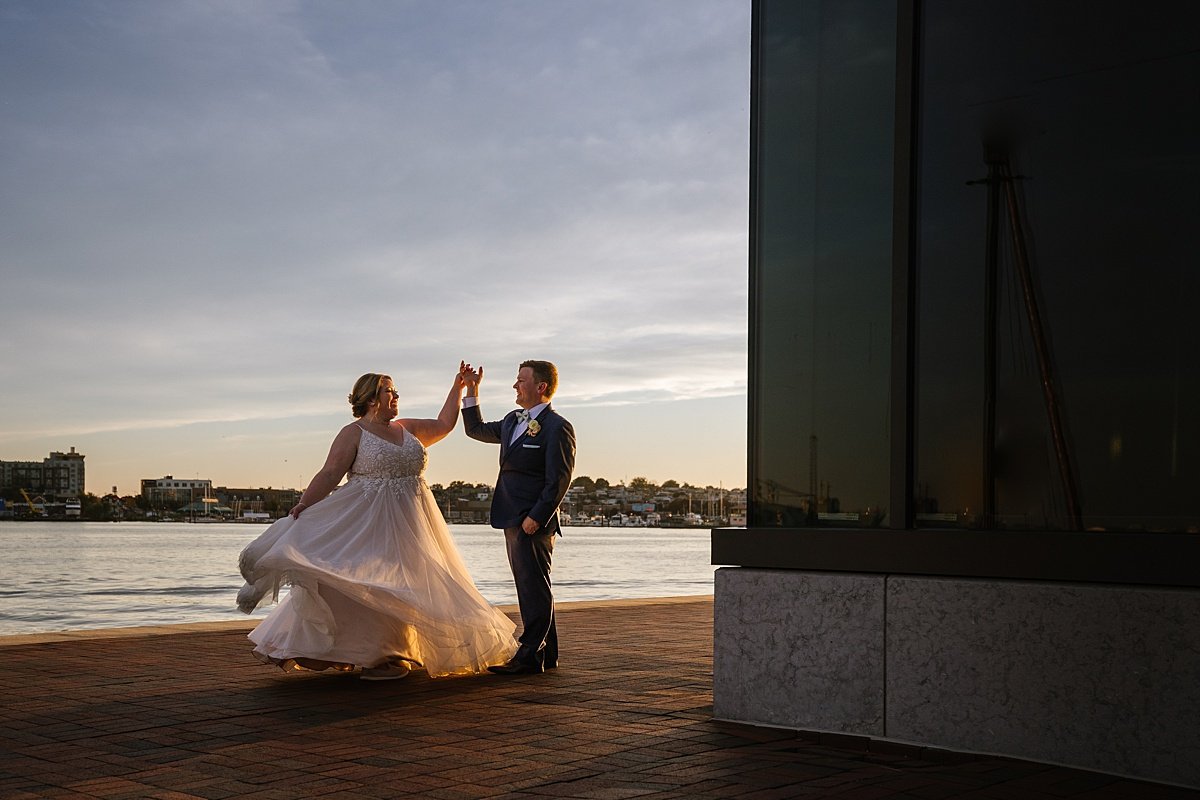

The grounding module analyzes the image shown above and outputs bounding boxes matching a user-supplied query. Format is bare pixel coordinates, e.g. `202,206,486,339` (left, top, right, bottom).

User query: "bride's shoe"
360,660,411,681
282,657,354,673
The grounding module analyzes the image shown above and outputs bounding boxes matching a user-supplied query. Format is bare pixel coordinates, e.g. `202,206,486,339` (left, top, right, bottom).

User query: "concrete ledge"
712,527,1200,588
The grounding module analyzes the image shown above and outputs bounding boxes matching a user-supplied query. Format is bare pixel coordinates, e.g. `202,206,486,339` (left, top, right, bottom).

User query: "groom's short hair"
521,360,558,398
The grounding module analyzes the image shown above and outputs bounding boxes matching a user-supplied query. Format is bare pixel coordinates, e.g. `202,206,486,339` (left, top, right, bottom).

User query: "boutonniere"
526,419,541,437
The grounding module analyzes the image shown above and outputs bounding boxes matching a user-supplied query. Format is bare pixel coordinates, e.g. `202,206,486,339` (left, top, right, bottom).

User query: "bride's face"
374,379,400,419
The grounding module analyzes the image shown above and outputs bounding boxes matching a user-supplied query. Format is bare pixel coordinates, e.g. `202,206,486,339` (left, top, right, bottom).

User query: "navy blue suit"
464,402,575,667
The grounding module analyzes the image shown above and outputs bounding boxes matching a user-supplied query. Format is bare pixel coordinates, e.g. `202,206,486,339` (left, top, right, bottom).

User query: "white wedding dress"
237,425,517,677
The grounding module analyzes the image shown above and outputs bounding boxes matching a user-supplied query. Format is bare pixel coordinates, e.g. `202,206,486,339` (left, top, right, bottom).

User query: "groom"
461,360,576,675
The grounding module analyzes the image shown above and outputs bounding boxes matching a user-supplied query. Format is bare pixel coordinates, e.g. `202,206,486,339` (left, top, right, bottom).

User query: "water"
0,521,715,636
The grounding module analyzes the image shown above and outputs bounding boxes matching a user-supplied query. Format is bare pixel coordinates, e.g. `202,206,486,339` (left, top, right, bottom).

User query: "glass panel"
750,0,896,526
916,1,1200,531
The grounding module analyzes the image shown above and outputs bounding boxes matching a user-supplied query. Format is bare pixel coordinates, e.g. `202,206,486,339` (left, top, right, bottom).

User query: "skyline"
1,2,751,496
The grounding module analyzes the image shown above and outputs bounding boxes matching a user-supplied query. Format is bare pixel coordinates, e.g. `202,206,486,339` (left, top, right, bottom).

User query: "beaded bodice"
348,425,427,482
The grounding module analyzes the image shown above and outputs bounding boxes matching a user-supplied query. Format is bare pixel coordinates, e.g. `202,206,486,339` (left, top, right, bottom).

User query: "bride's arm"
404,367,467,447
290,423,359,517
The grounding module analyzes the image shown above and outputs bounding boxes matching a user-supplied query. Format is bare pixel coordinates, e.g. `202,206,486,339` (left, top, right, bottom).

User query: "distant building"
0,447,85,499
445,498,491,524
214,486,302,518
140,476,212,509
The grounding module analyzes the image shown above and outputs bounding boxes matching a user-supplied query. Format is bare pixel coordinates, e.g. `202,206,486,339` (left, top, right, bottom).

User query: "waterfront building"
140,476,213,510
213,486,301,519
443,496,492,524
0,447,85,500
713,0,1200,788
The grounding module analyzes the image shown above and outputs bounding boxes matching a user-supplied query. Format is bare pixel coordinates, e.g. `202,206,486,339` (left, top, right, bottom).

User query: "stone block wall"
713,568,1200,788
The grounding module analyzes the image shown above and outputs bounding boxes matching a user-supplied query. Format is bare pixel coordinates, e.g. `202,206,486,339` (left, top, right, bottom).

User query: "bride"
237,365,517,680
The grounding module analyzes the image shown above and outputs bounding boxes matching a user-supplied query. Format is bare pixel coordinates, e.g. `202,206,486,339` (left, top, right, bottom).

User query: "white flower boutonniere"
526,419,541,437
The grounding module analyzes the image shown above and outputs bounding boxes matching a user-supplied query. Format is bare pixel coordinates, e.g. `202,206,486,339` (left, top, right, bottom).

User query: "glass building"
713,0,1200,787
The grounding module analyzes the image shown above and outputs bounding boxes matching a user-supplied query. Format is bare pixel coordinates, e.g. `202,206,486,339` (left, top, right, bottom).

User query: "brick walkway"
1,597,1195,799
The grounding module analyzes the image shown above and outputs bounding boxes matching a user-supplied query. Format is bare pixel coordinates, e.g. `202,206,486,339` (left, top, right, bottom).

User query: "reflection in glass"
915,1,1200,531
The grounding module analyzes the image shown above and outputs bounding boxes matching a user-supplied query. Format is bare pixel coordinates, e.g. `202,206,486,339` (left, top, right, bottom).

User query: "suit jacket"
463,403,576,535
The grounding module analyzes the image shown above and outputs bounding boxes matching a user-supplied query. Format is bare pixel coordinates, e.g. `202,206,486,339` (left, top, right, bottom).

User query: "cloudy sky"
1,1,750,497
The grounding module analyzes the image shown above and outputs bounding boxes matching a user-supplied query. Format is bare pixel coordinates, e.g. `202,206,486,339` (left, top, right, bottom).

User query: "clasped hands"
457,361,483,391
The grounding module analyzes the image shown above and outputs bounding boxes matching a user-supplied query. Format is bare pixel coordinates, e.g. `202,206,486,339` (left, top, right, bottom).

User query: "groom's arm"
462,400,503,444
528,417,576,529
460,363,503,444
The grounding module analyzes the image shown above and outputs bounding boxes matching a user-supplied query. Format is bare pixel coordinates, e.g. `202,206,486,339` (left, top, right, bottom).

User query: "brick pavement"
1,597,1196,799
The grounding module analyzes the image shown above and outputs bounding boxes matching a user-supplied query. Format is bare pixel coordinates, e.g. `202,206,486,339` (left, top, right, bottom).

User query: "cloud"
0,0,750,491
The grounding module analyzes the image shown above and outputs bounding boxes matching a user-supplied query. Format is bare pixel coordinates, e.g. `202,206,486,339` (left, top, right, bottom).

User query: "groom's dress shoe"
488,659,544,675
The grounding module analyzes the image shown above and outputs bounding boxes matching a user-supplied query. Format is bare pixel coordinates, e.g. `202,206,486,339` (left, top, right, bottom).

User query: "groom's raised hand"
459,362,483,395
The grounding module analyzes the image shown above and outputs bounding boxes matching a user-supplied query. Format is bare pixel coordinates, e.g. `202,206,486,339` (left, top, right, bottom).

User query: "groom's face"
513,367,545,409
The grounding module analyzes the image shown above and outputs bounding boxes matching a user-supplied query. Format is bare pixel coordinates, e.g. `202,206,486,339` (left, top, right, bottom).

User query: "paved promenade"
1,597,1195,799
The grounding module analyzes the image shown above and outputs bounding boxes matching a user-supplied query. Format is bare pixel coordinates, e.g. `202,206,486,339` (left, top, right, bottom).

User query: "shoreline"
0,594,714,647
0,517,717,528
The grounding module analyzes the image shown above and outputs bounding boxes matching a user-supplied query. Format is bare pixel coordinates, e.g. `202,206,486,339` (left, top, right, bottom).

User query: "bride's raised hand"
459,362,483,389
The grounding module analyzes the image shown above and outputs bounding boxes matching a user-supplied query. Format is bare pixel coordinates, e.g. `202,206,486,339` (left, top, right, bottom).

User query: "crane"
19,488,43,516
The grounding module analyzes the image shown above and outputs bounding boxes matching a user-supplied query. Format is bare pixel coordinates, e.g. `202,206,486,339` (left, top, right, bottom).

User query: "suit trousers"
503,526,557,667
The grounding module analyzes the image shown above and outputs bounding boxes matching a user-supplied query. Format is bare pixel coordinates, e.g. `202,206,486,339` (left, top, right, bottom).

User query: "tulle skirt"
237,476,516,677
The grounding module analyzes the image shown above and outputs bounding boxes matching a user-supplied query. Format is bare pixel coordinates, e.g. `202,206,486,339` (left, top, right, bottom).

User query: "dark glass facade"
750,0,1200,534
750,0,897,527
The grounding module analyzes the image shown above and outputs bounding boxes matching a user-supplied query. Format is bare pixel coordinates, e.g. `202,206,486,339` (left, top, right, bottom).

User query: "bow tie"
515,409,531,424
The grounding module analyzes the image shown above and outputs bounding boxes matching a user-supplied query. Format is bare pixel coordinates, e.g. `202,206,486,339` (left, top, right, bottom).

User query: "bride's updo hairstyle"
348,373,392,418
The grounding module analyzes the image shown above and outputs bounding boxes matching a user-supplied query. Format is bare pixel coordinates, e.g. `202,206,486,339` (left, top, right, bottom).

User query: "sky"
1,1,751,497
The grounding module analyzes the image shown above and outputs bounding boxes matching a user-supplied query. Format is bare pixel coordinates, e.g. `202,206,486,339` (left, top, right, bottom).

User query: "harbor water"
0,521,715,636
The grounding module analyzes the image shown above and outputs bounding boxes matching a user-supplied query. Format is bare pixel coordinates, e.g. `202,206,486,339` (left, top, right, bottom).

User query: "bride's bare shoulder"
337,421,366,439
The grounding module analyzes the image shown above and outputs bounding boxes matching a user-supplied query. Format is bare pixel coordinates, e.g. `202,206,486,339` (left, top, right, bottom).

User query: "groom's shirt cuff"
462,396,479,408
